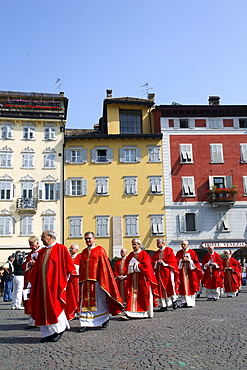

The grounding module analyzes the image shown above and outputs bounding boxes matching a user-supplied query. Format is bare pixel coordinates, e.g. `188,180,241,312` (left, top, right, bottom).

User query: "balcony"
207,186,238,208
16,197,38,213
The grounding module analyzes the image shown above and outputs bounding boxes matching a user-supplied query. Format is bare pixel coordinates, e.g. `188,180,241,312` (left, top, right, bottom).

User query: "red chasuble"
202,252,223,290
78,245,123,315
65,254,80,320
113,257,128,303
29,243,76,326
125,250,158,313
222,257,240,293
176,249,203,296
152,247,179,298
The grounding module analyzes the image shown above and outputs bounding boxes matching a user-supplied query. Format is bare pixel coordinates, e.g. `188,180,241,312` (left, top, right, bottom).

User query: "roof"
104,96,154,107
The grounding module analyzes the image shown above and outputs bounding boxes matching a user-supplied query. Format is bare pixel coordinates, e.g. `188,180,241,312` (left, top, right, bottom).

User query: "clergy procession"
2,231,243,343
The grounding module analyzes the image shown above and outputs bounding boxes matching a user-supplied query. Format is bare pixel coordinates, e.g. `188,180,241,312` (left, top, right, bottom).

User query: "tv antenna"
141,82,154,98
55,78,62,93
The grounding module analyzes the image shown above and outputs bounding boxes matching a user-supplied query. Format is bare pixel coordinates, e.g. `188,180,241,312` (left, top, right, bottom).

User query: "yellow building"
0,91,68,263
64,91,165,258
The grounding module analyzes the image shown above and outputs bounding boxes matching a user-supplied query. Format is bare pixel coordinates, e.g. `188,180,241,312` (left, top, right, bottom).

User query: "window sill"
149,192,163,195
182,195,196,197
180,161,194,164
43,167,56,170
22,167,35,170
22,139,36,141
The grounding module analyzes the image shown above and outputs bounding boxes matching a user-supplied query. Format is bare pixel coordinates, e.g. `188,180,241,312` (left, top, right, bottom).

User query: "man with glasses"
28,230,77,342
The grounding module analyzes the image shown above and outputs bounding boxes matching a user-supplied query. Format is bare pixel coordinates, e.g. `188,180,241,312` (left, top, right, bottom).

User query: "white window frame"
149,176,162,194
119,147,141,163
174,119,195,129
21,181,34,198
208,176,232,189
96,215,110,237
44,153,56,168
1,123,13,139
65,178,87,196
0,216,14,236
148,146,161,163
38,181,60,201
0,181,13,200
125,215,139,237
124,176,137,195
22,153,34,168
240,144,247,163
182,177,195,197
23,126,35,140
69,216,82,238
216,212,230,233
179,211,202,233
150,214,164,236
44,126,56,140
42,215,55,232
208,118,222,129
243,176,247,196
20,216,33,236
210,144,224,163
0,152,12,168
91,147,113,164
95,177,109,196
180,144,193,163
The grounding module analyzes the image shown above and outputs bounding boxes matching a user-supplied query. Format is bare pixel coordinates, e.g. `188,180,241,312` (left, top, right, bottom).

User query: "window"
210,144,224,163
180,144,193,163
240,144,247,163
91,147,113,163
65,178,87,196
95,177,109,196
69,216,82,238
180,119,189,128
182,177,195,196
20,216,33,235
0,215,14,236
22,148,34,168
38,181,60,201
209,176,232,189
0,147,13,168
23,126,35,140
208,118,222,129
44,153,55,168
96,216,109,237
119,109,142,134
119,147,141,163
125,215,139,236
149,176,162,194
21,181,34,198
148,146,161,162
174,119,195,129
179,211,201,233
42,216,55,232
239,119,247,128
216,212,230,232
124,177,137,195
150,215,164,236
65,147,87,164
0,181,13,200
243,177,247,196
44,126,56,140
1,123,13,139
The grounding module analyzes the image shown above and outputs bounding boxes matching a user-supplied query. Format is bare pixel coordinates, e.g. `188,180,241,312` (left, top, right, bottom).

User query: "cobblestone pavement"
0,287,246,370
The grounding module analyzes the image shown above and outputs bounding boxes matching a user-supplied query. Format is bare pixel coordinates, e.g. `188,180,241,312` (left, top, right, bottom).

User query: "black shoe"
178,303,188,308
196,294,200,298
157,307,167,312
40,335,52,343
212,298,217,301
207,298,212,301
49,332,63,342
25,326,37,329
102,319,109,328
78,327,88,333
173,301,178,310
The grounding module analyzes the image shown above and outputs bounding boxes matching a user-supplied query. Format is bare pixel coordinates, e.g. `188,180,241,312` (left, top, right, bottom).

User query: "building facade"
0,91,68,263
64,91,164,257
154,96,247,256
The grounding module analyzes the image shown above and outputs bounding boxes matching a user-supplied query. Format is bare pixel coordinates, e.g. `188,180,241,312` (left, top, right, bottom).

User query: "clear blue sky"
1,1,247,129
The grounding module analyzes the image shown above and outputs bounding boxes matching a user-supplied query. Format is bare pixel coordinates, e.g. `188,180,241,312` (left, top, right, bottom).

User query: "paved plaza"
0,287,246,370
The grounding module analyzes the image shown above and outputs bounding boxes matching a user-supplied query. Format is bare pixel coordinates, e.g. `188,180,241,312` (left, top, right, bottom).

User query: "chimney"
106,89,112,98
148,93,155,102
208,96,220,105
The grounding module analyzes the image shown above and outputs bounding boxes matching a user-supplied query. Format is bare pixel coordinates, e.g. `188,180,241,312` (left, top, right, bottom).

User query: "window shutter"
179,214,186,233
91,149,97,163
152,217,158,234
119,149,124,163
82,180,87,196
136,148,141,162
174,119,179,128
55,183,60,200
125,178,131,194
243,177,247,195
189,119,195,128
65,149,71,163
65,180,71,196
102,179,108,194
148,147,154,162
107,149,113,163
81,149,87,163
240,144,247,162
157,217,164,234
195,211,202,232
38,182,45,200
225,176,232,188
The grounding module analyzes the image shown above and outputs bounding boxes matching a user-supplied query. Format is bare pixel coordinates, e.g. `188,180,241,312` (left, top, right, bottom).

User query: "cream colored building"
0,91,68,263
64,91,164,258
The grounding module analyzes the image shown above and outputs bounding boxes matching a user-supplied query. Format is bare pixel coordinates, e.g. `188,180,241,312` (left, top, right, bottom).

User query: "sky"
1,1,247,129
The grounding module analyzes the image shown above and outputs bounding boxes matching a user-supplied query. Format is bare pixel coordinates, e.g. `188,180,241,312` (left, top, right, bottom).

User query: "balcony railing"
207,186,238,207
16,197,38,212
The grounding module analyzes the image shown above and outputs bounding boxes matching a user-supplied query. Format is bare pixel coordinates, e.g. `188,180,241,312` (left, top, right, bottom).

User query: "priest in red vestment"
152,238,179,311
202,246,223,301
29,230,77,342
113,248,128,305
77,232,123,333
222,250,240,297
22,235,42,328
65,243,80,320
124,239,158,319
176,240,203,308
